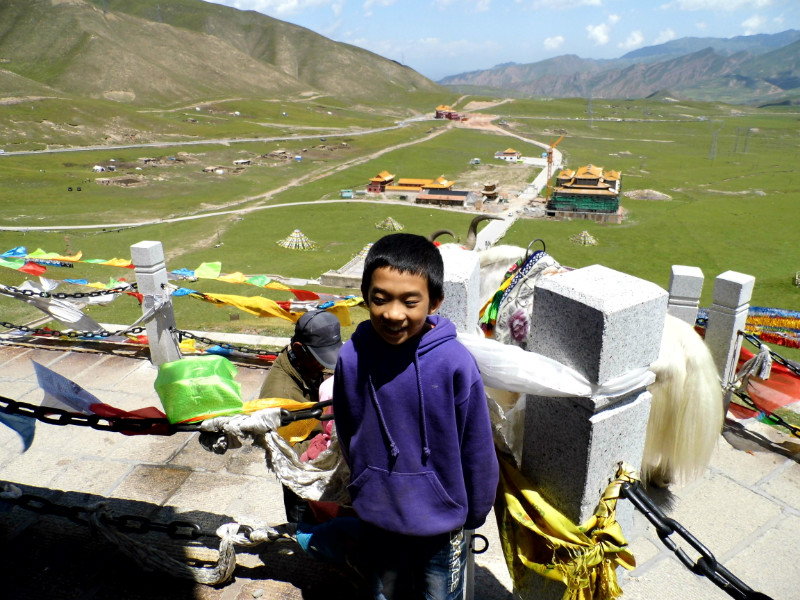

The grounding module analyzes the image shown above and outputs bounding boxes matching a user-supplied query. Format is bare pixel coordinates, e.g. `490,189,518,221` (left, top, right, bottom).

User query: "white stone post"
131,241,181,366
438,245,482,334
704,270,755,390
521,265,666,599
667,265,704,326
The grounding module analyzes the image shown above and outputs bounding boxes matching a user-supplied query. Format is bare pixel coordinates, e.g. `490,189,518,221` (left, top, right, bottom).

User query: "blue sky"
207,0,799,81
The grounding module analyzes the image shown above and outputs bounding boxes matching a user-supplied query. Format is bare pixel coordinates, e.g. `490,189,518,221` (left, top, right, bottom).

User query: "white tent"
375,217,404,231
277,229,316,250
570,230,598,246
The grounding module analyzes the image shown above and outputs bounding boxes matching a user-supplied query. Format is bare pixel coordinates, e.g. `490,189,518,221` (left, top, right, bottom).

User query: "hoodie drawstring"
367,352,430,462
368,376,399,458
414,353,431,461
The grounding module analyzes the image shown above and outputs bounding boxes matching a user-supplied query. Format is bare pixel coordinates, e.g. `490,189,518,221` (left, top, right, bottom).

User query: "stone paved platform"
0,338,798,599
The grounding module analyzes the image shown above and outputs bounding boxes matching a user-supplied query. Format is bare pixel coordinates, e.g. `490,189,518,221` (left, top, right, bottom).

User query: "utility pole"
546,135,565,203
587,93,593,129
708,120,724,162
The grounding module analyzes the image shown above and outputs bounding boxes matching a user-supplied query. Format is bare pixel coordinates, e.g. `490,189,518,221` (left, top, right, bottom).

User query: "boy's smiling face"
365,266,443,346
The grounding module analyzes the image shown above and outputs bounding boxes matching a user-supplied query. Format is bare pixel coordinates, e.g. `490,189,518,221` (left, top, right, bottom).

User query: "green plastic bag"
154,355,243,424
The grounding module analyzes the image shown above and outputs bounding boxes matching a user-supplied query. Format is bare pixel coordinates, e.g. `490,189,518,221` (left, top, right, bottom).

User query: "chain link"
0,395,196,435
742,332,800,378
1,283,137,299
4,488,212,540
172,328,278,357
1,394,329,433
621,481,774,600
280,400,333,424
731,389,800,438
0,320,145,338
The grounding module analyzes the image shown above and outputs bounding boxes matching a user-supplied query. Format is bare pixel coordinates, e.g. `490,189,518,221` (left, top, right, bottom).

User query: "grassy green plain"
1,95,798,356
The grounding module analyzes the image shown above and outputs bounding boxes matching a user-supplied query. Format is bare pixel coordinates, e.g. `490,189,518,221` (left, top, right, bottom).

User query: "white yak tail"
643,314,724,487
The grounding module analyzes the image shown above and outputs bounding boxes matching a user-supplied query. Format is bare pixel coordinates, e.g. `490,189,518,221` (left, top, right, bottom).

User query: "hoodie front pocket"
348,466,465,536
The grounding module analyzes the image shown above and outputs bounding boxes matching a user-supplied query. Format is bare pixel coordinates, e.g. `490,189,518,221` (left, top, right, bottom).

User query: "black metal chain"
280,400,333,424
730,389,800,438
172,328,278,357
2,485,213,540
621,481,774,600
0,321,145,338
1,283,137,299
0,395,331,436
742,332,800,378
0,395,191,435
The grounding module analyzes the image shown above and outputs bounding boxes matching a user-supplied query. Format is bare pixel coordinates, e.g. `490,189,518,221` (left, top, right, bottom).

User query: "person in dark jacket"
260,309,342,524
331,233,499,599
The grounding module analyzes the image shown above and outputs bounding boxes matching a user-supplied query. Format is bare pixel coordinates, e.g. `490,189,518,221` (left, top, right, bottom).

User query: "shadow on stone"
0,483,336,599
723,419,800,461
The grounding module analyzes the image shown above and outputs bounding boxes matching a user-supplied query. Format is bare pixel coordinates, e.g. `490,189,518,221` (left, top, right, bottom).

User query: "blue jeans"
296,519,467,600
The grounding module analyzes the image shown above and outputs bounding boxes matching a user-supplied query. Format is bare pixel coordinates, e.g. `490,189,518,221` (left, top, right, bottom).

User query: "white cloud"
363,0,395,17
667,0,772,10
433,0,493,10
544,35,565,50
742,14,767,35
533,0,601,7
363,0,396,11
618,30,644,50
586,23,610,46
655,28,676,44
608,14,620,25
240,0,333,16
695,21,707,30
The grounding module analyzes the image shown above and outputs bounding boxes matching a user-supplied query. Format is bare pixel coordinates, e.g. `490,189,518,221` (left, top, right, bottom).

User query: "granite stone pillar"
521,265,667,599
667,265,704,326
704,270,755,390
438,245,481,334
131,241,181,366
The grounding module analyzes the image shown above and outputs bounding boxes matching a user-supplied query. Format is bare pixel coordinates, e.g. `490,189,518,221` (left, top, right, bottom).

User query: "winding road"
1,100,561,233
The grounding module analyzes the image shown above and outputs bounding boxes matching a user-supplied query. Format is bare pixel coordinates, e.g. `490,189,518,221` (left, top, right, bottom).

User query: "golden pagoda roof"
369,170,395,183
395,178,434,186
575,164,604,178
426,176,455,189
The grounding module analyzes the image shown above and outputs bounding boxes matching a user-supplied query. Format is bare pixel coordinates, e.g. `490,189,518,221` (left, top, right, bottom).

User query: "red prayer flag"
290,288,321,301
19,261,47,276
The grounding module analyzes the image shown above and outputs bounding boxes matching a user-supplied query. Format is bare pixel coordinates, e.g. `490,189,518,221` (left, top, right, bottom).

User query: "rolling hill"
0,0,442,106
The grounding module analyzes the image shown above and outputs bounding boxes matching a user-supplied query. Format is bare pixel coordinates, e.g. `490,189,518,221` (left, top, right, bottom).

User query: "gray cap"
293,310,342,369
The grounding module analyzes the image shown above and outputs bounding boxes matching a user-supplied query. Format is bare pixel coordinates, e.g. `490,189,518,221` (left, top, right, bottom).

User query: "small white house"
92,165,105,172
494,148,522,162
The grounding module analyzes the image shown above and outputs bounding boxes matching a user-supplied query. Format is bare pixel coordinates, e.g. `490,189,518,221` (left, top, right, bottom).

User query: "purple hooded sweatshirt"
332,314,499,537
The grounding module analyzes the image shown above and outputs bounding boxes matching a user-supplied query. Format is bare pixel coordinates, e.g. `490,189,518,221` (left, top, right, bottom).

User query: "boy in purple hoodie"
331,233,499,599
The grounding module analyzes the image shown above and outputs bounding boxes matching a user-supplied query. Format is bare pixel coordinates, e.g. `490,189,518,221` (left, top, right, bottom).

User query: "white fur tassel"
642,315,724,487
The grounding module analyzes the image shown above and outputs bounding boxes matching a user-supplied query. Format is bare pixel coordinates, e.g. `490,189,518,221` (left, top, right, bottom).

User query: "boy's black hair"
361,233,444,302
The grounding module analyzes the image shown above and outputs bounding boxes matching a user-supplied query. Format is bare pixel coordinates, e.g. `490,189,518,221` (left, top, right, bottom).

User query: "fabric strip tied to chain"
495,456,638,600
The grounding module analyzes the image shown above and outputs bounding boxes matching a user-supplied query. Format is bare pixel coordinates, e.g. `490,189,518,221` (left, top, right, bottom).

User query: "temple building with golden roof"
548,164,621,216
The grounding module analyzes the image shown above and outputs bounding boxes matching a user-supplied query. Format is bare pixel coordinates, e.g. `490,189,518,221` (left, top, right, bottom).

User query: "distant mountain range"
0,0,441,107
1,0,797,109
439,30,800,105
